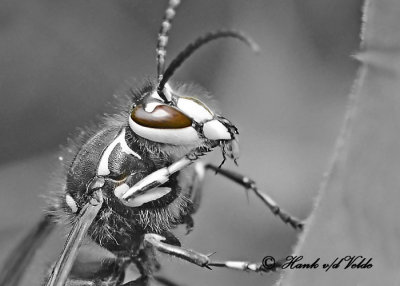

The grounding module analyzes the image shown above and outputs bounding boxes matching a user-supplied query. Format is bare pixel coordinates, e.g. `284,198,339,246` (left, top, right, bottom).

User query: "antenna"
156,0,181,84
158,29,259,92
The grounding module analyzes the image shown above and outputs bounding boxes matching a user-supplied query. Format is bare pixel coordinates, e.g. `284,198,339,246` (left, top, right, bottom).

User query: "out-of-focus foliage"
280,0,400,285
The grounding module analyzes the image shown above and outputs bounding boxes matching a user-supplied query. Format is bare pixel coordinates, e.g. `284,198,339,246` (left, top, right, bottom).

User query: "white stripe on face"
150,83,173,102
202,120,232,140
164,83,173,102
144,101,163,112
177,97,213,123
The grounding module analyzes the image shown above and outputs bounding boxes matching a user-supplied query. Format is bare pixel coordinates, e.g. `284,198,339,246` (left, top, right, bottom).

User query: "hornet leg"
204,164,304,230
143,234,281,273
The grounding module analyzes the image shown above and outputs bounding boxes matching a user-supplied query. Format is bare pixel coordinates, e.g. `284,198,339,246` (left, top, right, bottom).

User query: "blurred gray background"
0,0,361,285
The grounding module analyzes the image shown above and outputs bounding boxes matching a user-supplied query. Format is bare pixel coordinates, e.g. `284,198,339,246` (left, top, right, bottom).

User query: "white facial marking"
144,101,163,112
177,97,213,123
124,187,172,207
97,128,141,176
225,261,247,270
114,183,130,199
164,83,173,101
150,83,173,102
129,117,201,145
150,90,163,101
203,120,232,140
65,194,78,213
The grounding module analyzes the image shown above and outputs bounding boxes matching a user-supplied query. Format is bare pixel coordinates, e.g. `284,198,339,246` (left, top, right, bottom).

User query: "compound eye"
131,104,192,129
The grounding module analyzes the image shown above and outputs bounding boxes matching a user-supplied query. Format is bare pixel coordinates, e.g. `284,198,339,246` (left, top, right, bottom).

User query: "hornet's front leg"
184,162,304,231
119,149,303,231
204,164,304,230
119,148,212,203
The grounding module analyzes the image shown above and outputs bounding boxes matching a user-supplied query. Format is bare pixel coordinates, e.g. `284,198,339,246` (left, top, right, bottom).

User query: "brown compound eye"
131,104,192,129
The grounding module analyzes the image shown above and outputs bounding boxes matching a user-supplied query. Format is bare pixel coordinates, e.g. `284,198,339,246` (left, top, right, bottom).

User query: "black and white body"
62,79,241,249
0,1,303,286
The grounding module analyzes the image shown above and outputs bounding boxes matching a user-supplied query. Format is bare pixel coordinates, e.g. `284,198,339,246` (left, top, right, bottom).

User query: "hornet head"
128,82,240,163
